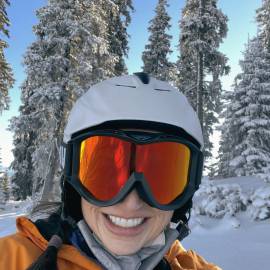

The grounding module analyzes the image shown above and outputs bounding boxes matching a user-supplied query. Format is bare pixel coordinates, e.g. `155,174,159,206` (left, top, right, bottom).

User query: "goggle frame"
63,129,204,211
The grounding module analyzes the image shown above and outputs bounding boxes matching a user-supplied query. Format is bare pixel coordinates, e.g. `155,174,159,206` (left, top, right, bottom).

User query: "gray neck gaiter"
77,220,179,270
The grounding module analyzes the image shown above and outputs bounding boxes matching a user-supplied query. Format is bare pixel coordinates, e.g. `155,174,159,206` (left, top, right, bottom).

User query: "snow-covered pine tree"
107,0,133,75
0,184,3,205
224,36,270,179
216,89,235,178
177,0,229,160
10,0,118,202
9,80,36,200
0,148,9,203
257,0,270,51
0,146,2,173
0,0,14,113
0,169,4,204
142,0,173,81
0,170,10,203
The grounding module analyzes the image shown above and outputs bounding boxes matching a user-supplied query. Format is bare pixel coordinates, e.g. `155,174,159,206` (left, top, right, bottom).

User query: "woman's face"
81,190,173,255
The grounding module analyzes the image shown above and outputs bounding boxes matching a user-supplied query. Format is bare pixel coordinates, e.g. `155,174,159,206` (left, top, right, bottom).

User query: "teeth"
107,215,144,228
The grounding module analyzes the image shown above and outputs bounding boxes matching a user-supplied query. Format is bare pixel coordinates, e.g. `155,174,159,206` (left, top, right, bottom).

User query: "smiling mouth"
104,214,147,228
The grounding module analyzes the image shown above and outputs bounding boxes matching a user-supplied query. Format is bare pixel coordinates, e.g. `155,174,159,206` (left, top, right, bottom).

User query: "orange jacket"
0,217,221,270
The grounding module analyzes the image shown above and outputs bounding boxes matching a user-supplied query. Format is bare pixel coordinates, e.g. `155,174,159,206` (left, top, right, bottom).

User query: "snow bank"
193,176,270,221
193,183,247,218
248,186,270,220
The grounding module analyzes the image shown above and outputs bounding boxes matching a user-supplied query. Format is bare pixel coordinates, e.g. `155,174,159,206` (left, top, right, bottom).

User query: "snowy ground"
0,176,269,270
0,200,29,236
183,176,270,270
183,213,270,270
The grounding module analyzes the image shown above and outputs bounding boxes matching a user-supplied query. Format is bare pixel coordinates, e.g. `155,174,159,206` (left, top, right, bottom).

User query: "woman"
0,73,221,270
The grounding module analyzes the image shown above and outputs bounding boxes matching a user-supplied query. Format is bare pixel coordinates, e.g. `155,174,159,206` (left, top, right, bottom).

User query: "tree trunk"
197,51,204,127
196,0,205,129
40,139,61,202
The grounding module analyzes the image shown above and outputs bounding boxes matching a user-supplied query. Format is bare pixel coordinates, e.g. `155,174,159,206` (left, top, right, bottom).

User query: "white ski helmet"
64,73,203,148
61,72,204,228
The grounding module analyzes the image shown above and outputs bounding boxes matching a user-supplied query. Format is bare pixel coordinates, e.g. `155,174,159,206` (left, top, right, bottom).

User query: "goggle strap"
176,220,190,241
195,151,204,189
60,143,73,175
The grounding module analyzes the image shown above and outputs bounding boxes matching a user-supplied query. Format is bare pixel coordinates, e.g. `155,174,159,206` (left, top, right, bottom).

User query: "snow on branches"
193,180,270,221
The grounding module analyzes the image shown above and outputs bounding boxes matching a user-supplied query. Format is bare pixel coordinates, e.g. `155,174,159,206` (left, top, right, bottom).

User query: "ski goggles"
63,129,203,210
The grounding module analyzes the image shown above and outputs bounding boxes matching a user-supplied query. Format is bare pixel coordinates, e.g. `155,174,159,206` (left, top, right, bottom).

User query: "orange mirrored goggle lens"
79,136,190,204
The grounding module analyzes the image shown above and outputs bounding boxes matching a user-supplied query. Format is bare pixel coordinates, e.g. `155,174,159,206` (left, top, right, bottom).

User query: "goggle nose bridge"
117,171,156,207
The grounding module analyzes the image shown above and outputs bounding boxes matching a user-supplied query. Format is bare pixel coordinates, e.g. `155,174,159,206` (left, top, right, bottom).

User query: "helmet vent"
133,72,150,84
154,88,171,92
116,84,136,88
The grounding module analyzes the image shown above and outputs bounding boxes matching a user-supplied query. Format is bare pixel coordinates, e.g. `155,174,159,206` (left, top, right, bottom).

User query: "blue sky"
0,0,262,167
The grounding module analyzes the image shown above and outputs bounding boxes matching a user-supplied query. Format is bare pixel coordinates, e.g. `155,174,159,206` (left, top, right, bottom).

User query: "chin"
105,242,142,256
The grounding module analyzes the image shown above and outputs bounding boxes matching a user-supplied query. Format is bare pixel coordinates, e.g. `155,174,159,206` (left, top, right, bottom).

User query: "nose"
119,189,145,211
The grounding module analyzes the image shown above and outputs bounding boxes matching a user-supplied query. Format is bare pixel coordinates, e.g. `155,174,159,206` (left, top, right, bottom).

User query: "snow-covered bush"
248,186,270,220
257,168,270,183
193,183,247,218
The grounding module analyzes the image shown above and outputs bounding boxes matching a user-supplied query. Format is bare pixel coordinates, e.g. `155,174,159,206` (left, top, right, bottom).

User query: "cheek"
157,210,173,228
148,210,174,240
81,199,101,233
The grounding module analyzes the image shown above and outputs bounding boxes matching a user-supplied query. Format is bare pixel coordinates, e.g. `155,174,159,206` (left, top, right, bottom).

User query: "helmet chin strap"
170,220,191,241
170,199,192,241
